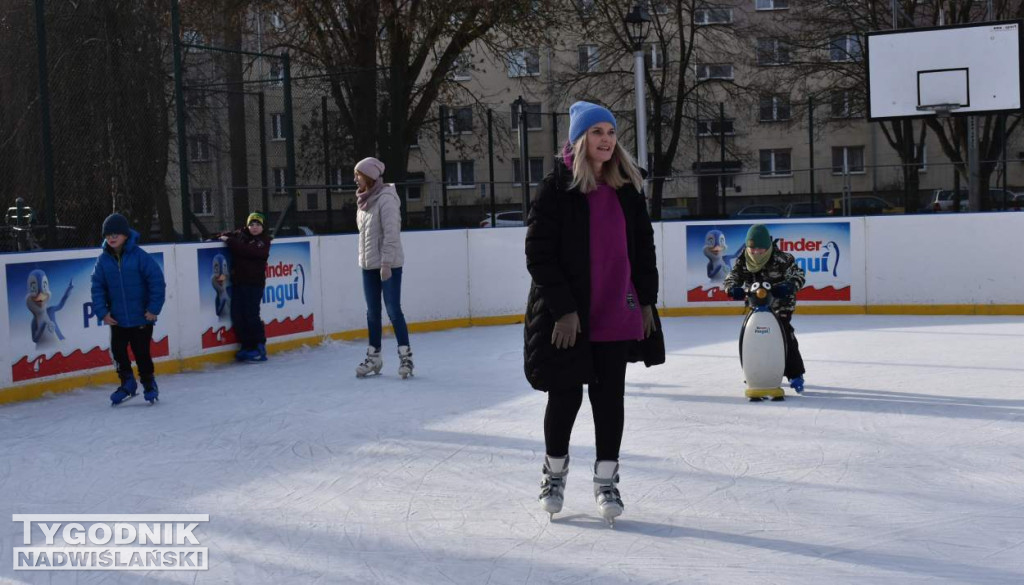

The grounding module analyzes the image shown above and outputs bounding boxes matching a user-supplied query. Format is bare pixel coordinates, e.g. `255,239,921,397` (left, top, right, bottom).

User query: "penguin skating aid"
738,282,787,402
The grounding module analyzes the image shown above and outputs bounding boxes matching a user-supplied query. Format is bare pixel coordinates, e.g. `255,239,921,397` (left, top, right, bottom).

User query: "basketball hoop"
916,103,961,118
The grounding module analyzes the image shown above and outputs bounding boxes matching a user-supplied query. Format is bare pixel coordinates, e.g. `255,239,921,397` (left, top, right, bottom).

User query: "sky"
1,314,1022,584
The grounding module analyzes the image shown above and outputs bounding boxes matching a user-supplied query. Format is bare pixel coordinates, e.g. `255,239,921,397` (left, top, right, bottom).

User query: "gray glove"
380,264,392,281
551,311,581,349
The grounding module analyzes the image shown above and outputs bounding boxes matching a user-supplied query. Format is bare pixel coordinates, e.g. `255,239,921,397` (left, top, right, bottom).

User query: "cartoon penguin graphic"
702,229,744,283
211,253,231,320
25,269,73,349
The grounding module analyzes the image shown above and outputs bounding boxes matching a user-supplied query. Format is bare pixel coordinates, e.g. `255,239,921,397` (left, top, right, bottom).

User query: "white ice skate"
397,345,414,379
355,347,383,377
593,460,623,527
539,455,569,519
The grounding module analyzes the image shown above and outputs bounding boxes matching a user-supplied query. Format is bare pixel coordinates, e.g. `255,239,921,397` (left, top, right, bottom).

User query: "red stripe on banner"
265,315,314,337
687,286,852,303
12,336,170,382
201,326,238,349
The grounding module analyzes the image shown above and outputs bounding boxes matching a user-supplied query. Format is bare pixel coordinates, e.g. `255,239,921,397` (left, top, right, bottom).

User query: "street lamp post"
624,4,651,195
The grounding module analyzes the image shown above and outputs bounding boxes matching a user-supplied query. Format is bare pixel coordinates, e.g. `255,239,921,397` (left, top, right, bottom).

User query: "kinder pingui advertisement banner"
6,254,170,382
686,222,851,302
198,241,315,349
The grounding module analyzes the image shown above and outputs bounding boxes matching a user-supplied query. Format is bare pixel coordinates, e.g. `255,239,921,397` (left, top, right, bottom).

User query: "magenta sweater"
588,185,644,342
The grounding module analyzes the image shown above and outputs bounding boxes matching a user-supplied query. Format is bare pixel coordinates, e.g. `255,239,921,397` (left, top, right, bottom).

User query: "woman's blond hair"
568,132,644,195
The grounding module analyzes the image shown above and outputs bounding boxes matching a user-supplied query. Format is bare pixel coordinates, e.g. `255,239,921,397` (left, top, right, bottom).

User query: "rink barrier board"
1,303,1021,406
4,213,1023,405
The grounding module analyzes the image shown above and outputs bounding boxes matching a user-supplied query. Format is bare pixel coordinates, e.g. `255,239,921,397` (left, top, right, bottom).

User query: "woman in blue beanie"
524,101,663,525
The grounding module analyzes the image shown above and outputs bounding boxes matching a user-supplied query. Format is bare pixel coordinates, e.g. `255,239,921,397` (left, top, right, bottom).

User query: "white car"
479,211,525,227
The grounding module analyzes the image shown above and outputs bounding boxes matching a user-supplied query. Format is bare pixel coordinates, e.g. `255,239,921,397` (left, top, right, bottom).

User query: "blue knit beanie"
101,213,131,237
568,101,616,144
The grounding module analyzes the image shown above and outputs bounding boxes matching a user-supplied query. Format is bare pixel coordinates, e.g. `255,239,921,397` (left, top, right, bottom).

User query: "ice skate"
110,373,138,406
593,460,623,527
142,378,159,404
355,347,383,377
397,345,414,379
789,376,804,394
539,455,569,519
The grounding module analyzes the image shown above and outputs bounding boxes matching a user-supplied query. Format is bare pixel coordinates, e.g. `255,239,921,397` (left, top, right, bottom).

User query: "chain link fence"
4,3,1023,252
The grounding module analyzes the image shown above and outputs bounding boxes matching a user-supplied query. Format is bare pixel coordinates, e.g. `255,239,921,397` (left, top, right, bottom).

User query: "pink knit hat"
354,157,385,181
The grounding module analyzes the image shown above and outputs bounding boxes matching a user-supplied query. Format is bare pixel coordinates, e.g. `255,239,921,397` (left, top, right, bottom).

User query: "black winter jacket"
223,228,272,286
523,161,663,391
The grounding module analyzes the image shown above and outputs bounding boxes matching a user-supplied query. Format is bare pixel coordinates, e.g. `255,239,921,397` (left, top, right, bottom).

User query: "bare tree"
265,0,560,189
548,0,737,219
0,0,174,246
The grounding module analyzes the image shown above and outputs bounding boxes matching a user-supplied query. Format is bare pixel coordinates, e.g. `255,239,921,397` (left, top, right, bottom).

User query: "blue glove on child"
772,282,795,299
728,286,745,301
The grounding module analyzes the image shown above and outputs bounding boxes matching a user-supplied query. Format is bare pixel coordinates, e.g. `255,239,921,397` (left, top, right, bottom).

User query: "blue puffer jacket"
90,230,166,328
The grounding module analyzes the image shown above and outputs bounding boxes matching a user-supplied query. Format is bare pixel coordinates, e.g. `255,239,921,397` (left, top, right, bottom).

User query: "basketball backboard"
866,20,1023,120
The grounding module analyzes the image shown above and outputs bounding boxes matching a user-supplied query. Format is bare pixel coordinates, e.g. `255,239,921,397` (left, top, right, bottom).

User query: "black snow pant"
543,341,629,462
777,312,806,380
231,284,266,350
110,324,154,382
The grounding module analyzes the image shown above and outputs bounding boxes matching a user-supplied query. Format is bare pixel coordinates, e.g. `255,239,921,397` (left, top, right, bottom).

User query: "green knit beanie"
746,224,772,249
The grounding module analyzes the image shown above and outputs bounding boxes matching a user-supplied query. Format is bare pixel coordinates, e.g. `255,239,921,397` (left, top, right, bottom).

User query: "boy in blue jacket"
90,213,166,405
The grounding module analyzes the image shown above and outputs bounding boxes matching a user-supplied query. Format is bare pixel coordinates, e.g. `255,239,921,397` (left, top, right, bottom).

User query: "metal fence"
4,2,1023,253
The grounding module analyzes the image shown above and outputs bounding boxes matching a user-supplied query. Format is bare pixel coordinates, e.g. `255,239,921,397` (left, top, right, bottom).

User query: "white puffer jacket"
357,183,404,269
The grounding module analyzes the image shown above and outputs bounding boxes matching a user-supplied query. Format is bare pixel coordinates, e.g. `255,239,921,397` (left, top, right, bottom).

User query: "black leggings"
110,324,154,382
544,341,629,462
777,312,805,379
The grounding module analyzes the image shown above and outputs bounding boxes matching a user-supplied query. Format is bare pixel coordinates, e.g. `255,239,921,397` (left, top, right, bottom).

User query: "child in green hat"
724,224,807,393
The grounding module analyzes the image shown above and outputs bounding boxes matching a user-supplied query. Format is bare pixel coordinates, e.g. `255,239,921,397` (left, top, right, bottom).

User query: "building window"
269,61,284,86
696,63,734,80
404,172,425,201
512,102,542,130
695,7,733,25
450,53,472,81
447,106,473,134
268,12,285,31
507,48,540,77
760,149,792,176
306,191,318,210
759,95,791,122
191,189,213,216
578,44,599,73
512,157,545,185
916,142,927,172
409,131,420,149
832,146,865,174
273,167,286,193
756,38,790,66
189,135,210,162
830,34,862,62
444,160,475,187
697,118,735,136
577,0,595,17
644,43,664,71
332,168,356,190
756,0,789,10
271,113,285,140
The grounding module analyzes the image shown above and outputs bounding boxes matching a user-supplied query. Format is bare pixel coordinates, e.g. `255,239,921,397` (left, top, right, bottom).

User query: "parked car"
660,206,690,220
827,196,903,216
923,189,966,212
784,201,827,217
479,211,525,227
275,225,315,237
731,205,783,219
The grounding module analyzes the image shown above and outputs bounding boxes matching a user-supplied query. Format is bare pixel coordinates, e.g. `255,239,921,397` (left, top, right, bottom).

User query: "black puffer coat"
523,161,663,391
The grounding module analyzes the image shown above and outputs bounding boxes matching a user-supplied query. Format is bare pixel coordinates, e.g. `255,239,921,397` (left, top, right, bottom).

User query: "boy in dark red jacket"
219,212,272,361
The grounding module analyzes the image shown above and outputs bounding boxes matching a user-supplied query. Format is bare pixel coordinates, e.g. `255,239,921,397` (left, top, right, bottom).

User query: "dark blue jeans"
231,284,266,350
362,267,409,350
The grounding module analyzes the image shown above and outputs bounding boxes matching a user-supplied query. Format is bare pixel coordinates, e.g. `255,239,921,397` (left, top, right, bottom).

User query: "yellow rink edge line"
1,305,1020,405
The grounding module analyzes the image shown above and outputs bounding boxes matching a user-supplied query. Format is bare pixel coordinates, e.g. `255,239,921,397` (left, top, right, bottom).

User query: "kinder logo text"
12,514,209,571
777,237,841,277
263,261,306,309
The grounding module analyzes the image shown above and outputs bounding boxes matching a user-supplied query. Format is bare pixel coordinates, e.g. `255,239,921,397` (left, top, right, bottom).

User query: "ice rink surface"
1,314,1022,584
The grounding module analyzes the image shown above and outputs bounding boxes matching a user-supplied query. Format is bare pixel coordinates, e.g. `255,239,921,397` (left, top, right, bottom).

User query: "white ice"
1,314,1023,584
